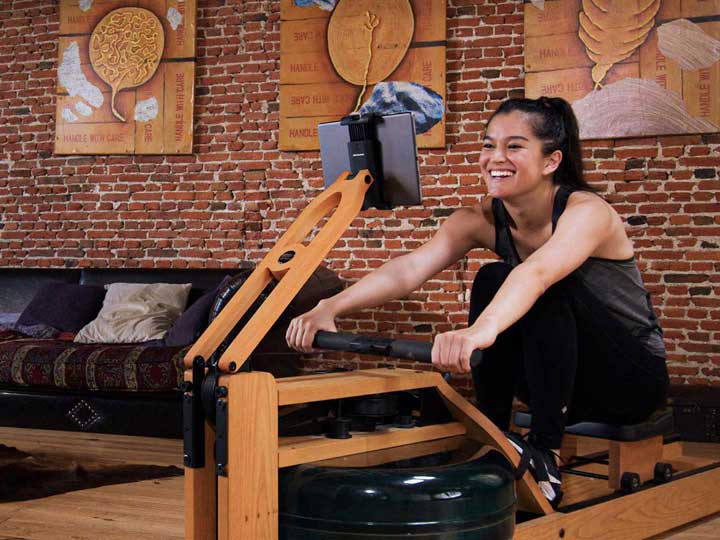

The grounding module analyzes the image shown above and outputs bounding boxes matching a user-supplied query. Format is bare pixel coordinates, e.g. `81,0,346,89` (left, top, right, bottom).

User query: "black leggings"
469,262,669,449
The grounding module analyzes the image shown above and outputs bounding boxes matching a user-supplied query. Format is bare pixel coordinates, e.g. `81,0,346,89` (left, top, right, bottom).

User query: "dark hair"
488,96,594,192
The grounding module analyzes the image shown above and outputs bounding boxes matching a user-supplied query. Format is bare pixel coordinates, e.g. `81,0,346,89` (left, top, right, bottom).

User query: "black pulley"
345,393,399,417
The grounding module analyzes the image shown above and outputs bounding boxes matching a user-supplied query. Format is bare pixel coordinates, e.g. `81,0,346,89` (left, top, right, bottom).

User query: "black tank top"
491,187,665,359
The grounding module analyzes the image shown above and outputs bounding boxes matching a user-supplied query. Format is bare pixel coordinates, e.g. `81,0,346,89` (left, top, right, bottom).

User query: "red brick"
0,0,717,385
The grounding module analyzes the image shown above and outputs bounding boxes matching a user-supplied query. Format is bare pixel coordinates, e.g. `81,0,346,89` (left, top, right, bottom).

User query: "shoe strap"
513,441,532,480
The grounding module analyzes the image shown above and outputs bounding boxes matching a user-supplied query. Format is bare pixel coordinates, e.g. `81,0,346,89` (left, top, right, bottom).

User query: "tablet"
318,112,422,208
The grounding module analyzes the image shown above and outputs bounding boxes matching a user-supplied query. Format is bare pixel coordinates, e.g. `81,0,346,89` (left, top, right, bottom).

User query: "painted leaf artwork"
89,8,164,122
525,0,720,140
55,1,196,155
578,0,660,88
327,1,414,86
279,0,447,150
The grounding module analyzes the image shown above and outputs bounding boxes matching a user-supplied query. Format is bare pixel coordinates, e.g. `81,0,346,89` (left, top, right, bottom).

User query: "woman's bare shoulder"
452,199,494,226
565,190,634,258
566,190,617,219
441,199,495,249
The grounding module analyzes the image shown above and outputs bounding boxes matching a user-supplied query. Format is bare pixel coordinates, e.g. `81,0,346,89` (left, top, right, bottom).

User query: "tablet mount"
341,112,388,210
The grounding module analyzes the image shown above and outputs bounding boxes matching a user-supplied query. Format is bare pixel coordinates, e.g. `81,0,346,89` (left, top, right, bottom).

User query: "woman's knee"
469,262,513,322
519,281,578,362
525,279,574,322
475,261,513,285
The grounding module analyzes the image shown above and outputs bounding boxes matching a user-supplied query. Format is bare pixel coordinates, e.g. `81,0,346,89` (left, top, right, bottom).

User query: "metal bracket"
183,356,206,468
215,386,229,477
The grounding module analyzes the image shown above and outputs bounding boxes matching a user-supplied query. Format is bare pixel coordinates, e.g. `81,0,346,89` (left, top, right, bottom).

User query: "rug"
0,443,183,502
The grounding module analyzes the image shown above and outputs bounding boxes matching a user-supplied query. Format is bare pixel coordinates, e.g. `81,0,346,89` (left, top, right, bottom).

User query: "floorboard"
0,427,717,540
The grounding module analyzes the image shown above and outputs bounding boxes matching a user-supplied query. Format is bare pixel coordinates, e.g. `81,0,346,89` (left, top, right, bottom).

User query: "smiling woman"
286,96,669,507
480,97,589,200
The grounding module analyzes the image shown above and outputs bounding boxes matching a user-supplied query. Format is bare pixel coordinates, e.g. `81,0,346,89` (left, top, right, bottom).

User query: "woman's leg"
469,262,523,431
470,263,578,447
515,276,668,446
469,267,668,449
470,264,573,505
517,281,579,450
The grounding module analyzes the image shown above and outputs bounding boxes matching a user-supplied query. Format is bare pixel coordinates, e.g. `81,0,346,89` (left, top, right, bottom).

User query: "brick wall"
0,1,718,394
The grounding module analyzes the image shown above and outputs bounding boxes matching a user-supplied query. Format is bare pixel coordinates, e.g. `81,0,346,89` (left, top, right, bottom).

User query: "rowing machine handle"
313,331,483,370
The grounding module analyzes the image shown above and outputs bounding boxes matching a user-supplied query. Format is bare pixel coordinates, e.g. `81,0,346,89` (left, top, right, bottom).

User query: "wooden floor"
0,427,718,540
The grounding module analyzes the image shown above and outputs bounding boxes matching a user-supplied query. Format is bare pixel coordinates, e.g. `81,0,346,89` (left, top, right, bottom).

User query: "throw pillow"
17,283,106,333
12,323,61,339
163,275,232,347
74,282,192,344
0,313,20,326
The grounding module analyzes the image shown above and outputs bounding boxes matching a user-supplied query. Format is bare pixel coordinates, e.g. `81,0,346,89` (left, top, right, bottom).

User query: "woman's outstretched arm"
286,206,491,352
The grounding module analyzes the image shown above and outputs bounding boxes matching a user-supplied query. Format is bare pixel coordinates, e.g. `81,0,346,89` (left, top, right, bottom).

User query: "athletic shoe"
505,431,563,507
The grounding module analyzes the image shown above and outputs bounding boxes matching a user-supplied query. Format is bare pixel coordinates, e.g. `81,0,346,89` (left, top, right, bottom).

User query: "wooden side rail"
279,422,467,467
514,467,720,540
434,377,554,516
185,420,216,540
277,368,443,406
311,436,468,468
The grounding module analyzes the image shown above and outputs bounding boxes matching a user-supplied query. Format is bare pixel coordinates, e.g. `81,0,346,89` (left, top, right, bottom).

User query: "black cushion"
163,275,232,347
0,269,80,313
17,282,106,333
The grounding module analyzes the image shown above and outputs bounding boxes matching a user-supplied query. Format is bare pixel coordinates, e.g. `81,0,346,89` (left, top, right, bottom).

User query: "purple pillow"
17,283,106,333
8,323,60,339
163,276,232,347
0,313,20,326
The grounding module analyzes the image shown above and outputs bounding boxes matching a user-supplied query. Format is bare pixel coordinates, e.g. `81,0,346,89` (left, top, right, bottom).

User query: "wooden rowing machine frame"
183,170,720,540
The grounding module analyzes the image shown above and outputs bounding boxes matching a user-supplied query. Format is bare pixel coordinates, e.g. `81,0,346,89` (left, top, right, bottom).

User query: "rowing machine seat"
513,409,674,442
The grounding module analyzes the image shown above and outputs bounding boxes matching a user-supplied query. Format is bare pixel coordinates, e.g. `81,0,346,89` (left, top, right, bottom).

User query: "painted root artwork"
55,0,196,154
525,0,720,139
279,0,446,150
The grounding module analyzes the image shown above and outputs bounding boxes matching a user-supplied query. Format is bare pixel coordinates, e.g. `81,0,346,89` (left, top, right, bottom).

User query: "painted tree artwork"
525,0,720,140
55,1,196,154
279,0,447,150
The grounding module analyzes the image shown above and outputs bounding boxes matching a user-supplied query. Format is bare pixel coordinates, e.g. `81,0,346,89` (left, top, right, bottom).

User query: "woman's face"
480,110,558,199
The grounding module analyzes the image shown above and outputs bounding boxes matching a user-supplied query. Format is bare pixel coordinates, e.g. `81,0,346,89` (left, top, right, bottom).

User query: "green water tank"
279,445,516,540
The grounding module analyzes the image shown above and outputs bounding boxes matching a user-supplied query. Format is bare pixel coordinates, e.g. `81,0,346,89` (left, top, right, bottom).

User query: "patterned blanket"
0,330,187,391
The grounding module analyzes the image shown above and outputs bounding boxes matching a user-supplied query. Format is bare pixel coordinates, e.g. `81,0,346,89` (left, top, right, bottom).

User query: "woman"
285,97,669,506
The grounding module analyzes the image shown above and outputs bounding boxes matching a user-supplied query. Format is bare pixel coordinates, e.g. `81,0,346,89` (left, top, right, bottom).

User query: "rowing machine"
183,113,720,540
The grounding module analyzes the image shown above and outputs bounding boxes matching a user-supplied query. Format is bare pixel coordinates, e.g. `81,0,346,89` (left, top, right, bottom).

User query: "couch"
0,267,342,438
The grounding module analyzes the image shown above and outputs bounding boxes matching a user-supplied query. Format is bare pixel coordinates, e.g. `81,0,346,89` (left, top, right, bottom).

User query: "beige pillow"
74,282,192,344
